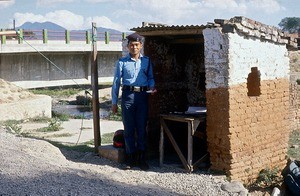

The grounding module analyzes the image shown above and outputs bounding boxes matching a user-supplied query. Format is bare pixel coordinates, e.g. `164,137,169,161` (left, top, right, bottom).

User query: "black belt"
122,85,148,92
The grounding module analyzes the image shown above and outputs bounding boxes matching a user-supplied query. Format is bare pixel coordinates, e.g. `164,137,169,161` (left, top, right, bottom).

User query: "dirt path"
0,128,235,196
0,80,267,195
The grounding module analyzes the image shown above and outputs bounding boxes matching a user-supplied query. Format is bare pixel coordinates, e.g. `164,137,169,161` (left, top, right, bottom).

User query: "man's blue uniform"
111,54,155,154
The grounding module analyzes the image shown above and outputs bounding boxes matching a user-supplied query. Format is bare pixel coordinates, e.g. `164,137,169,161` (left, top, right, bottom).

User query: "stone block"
98,144,125,163
0,95,51,121
222,24,235,33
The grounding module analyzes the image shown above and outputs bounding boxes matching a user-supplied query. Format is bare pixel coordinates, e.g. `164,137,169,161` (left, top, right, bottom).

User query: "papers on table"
185,106,206,114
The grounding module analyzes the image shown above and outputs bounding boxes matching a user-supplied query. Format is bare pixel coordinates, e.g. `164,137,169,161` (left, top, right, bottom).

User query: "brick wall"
289,50,300,131
204,25,291,183
228,79,290,183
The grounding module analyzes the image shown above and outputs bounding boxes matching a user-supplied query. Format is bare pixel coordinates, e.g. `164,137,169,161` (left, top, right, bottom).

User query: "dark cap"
126,33,144,43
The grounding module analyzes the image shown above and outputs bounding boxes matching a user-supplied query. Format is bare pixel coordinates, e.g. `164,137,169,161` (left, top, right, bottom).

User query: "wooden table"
159,114,207,172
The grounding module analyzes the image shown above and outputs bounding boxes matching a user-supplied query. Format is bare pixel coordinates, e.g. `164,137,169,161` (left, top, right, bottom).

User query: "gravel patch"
0,127,239,196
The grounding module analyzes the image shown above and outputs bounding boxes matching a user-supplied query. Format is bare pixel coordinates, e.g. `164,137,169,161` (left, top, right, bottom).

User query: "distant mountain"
17,22,66,31
16,21,123,33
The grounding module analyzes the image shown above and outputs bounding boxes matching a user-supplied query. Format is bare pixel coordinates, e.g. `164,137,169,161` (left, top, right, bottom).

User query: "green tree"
278,17,300,33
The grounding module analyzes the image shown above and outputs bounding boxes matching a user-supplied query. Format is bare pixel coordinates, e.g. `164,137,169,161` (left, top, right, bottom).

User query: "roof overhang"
131,24,208,37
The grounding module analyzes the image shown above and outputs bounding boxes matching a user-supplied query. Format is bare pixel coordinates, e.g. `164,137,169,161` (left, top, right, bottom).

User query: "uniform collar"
126,53,143,61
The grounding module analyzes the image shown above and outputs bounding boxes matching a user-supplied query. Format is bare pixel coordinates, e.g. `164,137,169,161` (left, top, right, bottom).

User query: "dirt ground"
0,80,236,195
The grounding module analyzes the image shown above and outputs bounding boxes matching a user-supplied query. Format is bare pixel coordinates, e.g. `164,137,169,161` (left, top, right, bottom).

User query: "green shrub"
47,118,62,131
29,116,51,123
76,95,92,106
29,88,82,98
52,111,70,121
288,129,300,160
255,167,282,188
2,120,22,134
101,132,114,144
38,118,62,132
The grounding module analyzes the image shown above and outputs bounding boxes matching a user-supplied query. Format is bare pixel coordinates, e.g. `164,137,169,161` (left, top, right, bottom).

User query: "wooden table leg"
193,153,209,170
187,121,193,172
161,120,190,171
159,122,164,166
159,115,205,172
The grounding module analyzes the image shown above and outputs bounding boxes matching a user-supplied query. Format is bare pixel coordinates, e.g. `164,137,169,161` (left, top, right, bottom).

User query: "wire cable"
75,90,90,145
16,30,83,88
15,30,93,145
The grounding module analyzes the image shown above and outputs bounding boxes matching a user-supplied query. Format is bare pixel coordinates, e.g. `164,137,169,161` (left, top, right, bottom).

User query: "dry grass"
288,129,300,160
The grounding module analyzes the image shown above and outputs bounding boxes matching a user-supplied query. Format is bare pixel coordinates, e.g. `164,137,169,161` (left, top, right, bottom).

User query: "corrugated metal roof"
130,23,216,36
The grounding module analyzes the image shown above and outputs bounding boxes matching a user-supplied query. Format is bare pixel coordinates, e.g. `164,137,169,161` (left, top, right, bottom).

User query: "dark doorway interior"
145,34,208,168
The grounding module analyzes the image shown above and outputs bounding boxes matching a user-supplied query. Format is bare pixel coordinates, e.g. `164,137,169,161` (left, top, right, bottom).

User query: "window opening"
247,67,261,96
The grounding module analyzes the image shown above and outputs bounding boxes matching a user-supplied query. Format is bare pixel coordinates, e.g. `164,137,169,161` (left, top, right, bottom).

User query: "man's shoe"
138,151,149,171
123,154,135,170
139,160,149,171
123,163,134,170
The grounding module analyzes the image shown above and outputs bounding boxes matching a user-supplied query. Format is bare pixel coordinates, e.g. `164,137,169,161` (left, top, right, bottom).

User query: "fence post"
122,32,126,40
43,29,48,44
18,29,23,44
86,30,91,44
1,35,6,44
105,31,109,44
65,30,70,44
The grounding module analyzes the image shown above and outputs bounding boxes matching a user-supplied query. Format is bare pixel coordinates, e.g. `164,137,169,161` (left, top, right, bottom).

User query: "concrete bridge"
0,29,124,89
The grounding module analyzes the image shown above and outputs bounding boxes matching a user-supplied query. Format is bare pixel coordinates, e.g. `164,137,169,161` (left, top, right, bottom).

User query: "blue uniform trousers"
121,90,148,154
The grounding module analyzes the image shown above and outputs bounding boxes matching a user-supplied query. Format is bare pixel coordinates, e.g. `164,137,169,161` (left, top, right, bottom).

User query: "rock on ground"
0,78,34,104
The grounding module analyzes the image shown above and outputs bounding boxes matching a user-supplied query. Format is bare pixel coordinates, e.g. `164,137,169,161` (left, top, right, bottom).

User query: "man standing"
111,33,156,170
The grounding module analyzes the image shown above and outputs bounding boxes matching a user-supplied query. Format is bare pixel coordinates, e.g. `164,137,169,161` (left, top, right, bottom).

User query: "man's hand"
150,88,157,95
112,104,118,114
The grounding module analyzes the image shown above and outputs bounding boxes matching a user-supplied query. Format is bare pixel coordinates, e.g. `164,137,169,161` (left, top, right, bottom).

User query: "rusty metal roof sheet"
130,23,217,36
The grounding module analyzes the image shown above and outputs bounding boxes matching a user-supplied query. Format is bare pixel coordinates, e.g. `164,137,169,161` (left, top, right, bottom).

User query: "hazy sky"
0,0,299,32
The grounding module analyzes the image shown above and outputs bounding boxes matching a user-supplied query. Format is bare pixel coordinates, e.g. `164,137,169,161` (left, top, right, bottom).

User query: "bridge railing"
1,29,127,44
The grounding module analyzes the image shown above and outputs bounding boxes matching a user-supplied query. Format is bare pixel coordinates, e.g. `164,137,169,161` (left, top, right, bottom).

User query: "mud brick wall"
133,16,296,181
203,27,290,183
289,50,300,131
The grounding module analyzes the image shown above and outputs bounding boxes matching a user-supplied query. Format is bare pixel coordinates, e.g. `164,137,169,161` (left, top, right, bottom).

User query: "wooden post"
91,22,101,152
1,35,6,44
43,29,48,44
86,30,91,44
18,29,23,44
122,32,126,40
65,30,70,44
105,31,109,44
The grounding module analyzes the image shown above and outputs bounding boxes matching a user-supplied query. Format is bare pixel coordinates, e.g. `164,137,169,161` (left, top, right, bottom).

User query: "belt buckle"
133,86,140,92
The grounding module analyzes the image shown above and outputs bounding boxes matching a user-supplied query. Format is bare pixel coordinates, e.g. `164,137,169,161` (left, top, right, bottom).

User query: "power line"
14,29,93,145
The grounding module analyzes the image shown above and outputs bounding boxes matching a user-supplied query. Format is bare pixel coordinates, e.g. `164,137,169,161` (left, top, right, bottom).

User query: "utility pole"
91,22,101,152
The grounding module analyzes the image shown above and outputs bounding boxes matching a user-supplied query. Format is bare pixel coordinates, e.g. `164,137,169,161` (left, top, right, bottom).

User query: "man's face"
128,41,142,56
